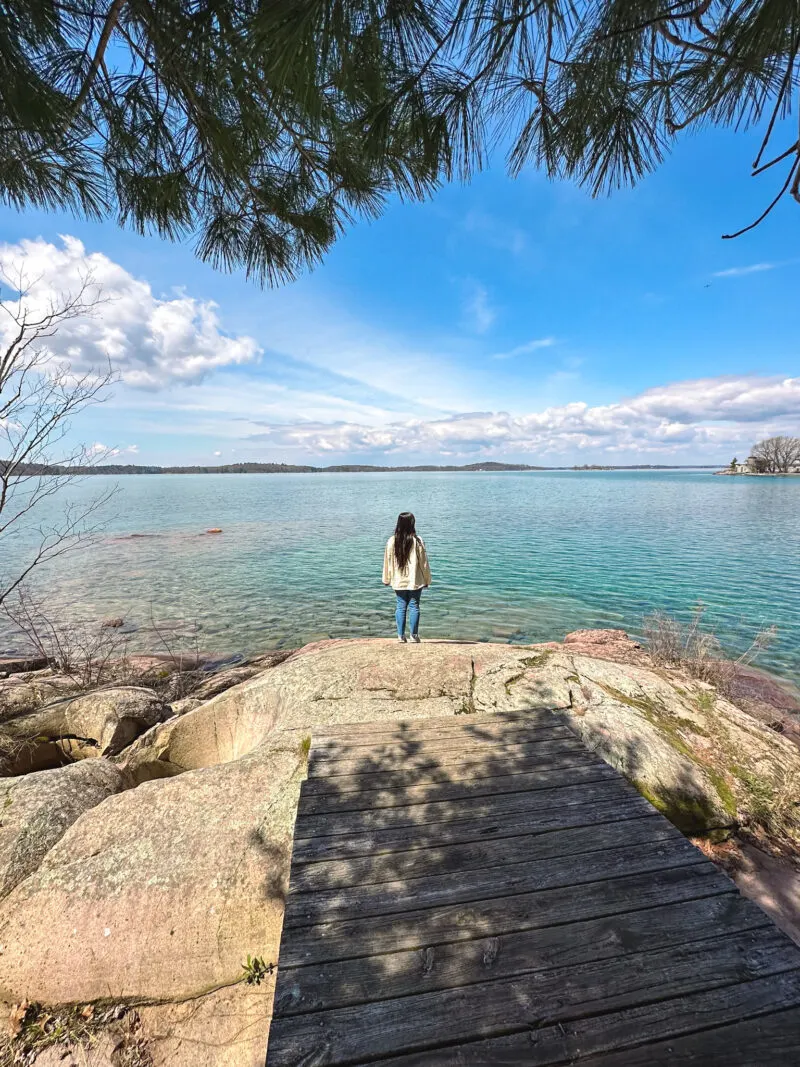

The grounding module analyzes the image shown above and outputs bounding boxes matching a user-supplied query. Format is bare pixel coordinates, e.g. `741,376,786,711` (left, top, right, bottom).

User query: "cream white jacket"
383,535,432,590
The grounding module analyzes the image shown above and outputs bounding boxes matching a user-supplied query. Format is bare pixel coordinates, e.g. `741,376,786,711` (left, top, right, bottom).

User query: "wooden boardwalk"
266,711,800,1065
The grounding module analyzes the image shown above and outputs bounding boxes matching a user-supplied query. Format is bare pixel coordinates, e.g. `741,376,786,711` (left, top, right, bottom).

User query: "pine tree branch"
69,0,127,119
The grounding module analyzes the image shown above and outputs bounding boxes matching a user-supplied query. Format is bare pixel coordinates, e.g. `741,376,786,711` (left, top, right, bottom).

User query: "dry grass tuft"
643,604,777,699
1,1002,152,1066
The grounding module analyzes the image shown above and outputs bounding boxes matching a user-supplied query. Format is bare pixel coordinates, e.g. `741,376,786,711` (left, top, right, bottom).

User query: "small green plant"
242,955,273,985
695,690,715,712
521,651,551,668
299,735,311,759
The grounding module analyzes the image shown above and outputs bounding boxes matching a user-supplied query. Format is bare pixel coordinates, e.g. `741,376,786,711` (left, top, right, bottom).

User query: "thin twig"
723,157,800,239
752,141,799,176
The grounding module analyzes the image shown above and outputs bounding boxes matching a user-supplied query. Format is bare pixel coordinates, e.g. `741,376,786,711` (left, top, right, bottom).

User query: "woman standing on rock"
382,512,432,643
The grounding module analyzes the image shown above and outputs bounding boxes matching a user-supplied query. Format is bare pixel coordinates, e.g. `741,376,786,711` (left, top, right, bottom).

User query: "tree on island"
3,1,800,284
750,435,800,473
0,270,115,607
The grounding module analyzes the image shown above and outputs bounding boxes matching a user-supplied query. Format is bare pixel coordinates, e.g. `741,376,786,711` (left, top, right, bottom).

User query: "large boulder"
0,670,78,716
186,650,295,703
0,761,130,898
0,732,305,1009
562,627,649,665
137,983,275,1067
122,640,530,778
1,687,171,766
465,641,800,837
560,653,800,837
120,637,800,841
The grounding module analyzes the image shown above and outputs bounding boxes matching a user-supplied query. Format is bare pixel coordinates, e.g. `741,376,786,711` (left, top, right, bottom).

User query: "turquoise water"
1,470,798,681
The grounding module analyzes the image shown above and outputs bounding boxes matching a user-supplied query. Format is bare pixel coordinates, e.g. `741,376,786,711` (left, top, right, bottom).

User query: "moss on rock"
520,651,552,668
632,779,728,835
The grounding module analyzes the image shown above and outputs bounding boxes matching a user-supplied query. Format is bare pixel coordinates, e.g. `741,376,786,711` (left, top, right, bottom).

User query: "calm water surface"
1,470,798,681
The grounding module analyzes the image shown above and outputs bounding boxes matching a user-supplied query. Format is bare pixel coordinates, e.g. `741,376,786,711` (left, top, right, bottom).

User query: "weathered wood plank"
373,970,800,1066
309,727,574,774
292,790,654,864
298,755,616,811
310,710,556,741
278,862,732,968
289,812,667,893
266,928,800,1065
578,1004,800,1065
273,894,771,1017
282,834,700,928
311,721,572,760
296,774,637,841
309,736,586,778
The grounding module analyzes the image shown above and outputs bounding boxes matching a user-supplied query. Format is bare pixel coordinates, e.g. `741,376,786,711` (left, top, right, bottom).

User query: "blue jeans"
395,589,422,637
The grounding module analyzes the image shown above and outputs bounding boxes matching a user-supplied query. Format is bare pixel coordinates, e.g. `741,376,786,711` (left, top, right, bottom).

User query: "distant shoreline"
8,461,724,476
714,470,800,477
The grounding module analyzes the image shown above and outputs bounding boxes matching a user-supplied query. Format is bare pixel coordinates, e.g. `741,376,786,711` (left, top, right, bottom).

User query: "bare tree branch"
0,271,118,606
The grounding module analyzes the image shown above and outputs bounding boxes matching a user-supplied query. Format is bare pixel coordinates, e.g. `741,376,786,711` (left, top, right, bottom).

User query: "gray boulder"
1,687,171,765
0,733,304,1008
0,760,130,897
0,671,78,716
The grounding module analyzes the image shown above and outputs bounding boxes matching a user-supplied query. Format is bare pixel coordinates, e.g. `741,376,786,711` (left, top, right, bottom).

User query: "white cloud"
492,338,557,360
462,281,496,334
239,374,800,459
213,450,222,456
712,263,776,278
91,442,138,459
0,236,260,388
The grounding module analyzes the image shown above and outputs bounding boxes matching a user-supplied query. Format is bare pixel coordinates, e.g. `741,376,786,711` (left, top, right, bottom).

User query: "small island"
716,435,800,475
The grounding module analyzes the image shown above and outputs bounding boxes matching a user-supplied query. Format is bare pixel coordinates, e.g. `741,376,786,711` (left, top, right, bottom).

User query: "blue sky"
1,121,798,466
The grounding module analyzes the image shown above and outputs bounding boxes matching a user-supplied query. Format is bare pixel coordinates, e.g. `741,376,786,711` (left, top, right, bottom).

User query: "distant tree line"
3,460,723,477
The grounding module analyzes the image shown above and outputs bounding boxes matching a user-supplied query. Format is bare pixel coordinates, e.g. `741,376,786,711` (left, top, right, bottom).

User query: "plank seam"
274,920,776,1019
282,853,709,928
276,884,740,969
290,808,662,869
296,771,625,816
332,968,800,1067
286,813,674,893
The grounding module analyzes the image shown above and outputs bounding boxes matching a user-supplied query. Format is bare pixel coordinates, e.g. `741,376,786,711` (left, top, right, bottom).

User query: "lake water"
1,470,798,682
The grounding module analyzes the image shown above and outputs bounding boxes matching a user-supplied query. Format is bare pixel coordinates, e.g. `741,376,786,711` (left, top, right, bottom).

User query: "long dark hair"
393,512,418,569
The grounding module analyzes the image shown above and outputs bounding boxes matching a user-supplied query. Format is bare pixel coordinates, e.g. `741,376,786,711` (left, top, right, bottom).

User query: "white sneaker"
397,635,407,643
411,634,421,643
